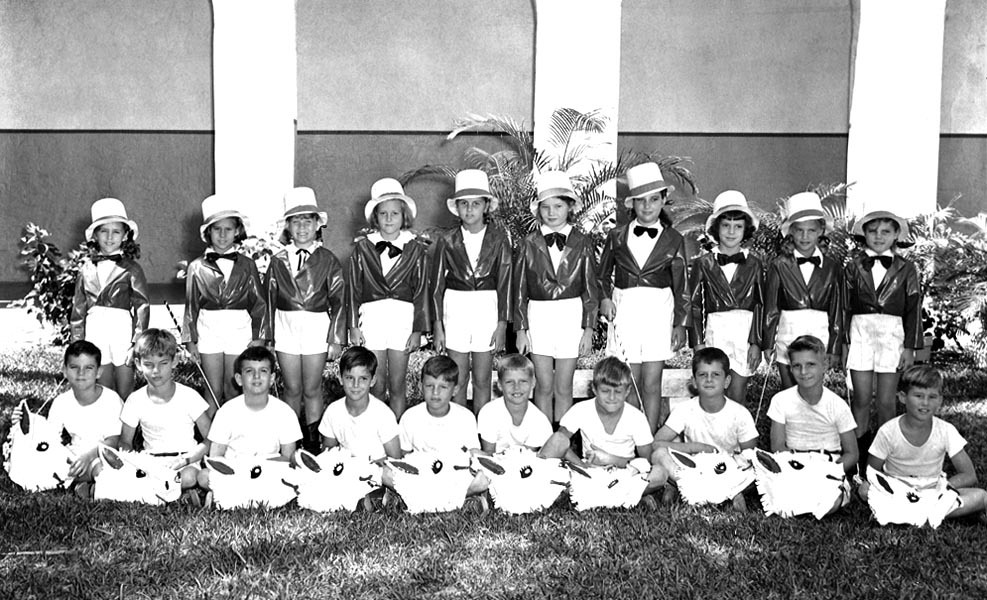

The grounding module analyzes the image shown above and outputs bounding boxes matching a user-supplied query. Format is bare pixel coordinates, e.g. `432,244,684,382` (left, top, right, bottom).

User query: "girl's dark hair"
708,210,756,242
369,200,415,230
207,216,248,244
853,217,901,249
87,223,141,260
279,213,325,245
535,197,578,225
629,190,674,228
453,197,493,225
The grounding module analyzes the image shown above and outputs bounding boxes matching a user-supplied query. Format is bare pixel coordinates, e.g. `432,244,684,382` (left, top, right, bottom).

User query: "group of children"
28,161,980,522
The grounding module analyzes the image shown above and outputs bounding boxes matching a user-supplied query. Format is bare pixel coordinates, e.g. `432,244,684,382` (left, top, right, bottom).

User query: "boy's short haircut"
592,356,632,389
233,345,276,374
134,328,179,360
64,339,102,366
898,365,942,393
421,354,458,384
863,217,901,235
339,346,378,377
497,354,535,380
786,335,827,360
369,201,415,230
692,347,731,375
708,210,756,242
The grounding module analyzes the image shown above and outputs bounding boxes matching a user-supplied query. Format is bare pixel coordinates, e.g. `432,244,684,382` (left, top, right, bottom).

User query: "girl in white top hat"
69,197,149,400
182,194,269,410
345,178,431,419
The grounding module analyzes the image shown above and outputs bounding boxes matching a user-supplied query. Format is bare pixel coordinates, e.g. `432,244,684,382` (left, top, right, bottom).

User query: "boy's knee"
180,467,200,489
196,468,211,490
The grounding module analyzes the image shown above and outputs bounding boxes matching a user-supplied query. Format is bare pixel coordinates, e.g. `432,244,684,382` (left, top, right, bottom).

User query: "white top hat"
85,197,139,241
852,208,910,242
446,169,499,215
781,191,833,237
365,178,418,223
705,190,759,234
530,170,581,214
199,194,250,242
624,162,675,207
283,187,328,227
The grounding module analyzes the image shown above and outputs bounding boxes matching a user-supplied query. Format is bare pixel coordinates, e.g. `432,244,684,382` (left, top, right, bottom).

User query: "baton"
164,301,220,412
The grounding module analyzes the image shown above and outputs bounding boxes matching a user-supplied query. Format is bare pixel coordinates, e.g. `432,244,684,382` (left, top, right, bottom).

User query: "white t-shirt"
120,383,209,454
318,395,399,461
559,400,653,460
477,397,553,453
870,416,967,486
663,397,758,454
399,402,479,454
209,395,302,460
46,387,123,453
767,386,856,452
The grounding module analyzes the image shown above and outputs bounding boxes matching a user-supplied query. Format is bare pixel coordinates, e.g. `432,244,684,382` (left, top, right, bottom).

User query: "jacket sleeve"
512,241,530,331
496,236,513,324
687,258,706,347
69,271,87,342
748,261,765,348
671,237,691,328
411,242,431,333
597,232,616,300
248,262,270,342
842,263,857,346
903,263,924,349
265,264,280,342
326,257,347,345
344,251,361,330
129,263,150,343
579,242,600,330
430,236,448,326
183,262,200,344
825,266,845,356
761,262,781,351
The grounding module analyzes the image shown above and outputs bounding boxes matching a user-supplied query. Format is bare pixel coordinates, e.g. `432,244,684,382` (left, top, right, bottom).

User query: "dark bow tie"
93,254,122,264
863,255,893,270
796,255,821,267
374,240,402,259
633,225,659,239
543,232,567,251
295,248,311,270
207,252,237,262
716,252,746,266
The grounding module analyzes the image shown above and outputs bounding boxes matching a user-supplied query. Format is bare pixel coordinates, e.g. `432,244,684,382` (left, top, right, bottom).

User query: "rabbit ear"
669,450,696,469
755,450,781,474
205,457,235,476
18,400,31,436
297,450,322,473
99,445,125,470
875,472,895,495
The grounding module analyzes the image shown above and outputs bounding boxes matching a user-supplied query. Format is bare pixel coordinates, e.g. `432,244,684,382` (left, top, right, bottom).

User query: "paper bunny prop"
864,470,961,529
744,449,846,519
472,447,570,514
386,450,475,514
667,449,755,506
203,456,296,510
566,458,651,511
94,445,182,505
3,400,74,492
289,448,381,512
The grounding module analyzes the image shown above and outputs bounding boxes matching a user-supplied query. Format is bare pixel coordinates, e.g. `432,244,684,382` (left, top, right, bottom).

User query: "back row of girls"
70,163,921,453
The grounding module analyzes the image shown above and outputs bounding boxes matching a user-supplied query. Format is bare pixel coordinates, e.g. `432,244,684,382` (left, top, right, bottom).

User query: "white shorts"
274,309,331,355
443,289,498,353
527,298,582,359
775,309,829,365
607,287,674,363
196,309,252,356
847,314,904,373
705,309,756,377
359,299,413,352
86,306,133,367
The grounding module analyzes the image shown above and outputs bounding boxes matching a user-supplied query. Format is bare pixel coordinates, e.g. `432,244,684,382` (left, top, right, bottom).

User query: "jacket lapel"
639,228,672,272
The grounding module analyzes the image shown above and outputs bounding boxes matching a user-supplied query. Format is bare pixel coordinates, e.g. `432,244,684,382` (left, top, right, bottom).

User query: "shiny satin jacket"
598,224,690,328
762,253,845,355
688,251,764,348
430,225,512,323
512,227,600,330
844,253,924,349
345,236,431,332
70,257,150,342
267,246,347,345
182,253,270,344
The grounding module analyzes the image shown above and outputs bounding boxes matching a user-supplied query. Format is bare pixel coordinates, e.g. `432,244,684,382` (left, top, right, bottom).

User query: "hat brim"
704,205,760,234
530,194,583,216
85,217,139,242
780,209,834,237
365,194,418,223
446,194,499,215
852,211,910,242
200,210,250,242
283,206,328,228
625,182,675,201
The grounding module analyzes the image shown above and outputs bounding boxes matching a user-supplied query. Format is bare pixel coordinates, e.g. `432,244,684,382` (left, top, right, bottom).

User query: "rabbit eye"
906,492,920,504
36,442,49,452
788,460,805,470
136,470,147,478
333,463,344,476
714,463,727,475
520,466,533,479
250,466,262,479
431,460,443,474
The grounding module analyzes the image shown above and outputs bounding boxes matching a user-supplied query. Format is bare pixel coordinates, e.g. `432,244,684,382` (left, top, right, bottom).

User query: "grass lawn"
2,346,987,599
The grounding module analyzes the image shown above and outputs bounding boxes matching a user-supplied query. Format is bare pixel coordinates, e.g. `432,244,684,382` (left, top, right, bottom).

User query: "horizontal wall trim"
0,129,214,135
1,130,984,138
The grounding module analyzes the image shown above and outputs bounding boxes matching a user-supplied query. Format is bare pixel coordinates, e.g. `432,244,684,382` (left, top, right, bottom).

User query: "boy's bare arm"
382,436,402,459
769,420,788,452
948,449,979,489
187,413,212,462
538,429,573,460
836,430,859,473
209,442,228,458
119,424,137,452
653,425,717,454
277,442,296,462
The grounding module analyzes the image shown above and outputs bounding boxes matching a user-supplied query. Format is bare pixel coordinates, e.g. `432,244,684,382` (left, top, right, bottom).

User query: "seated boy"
766,334,858,515
197,346,301,492
384,355,488,511
119,329,211,493
539,357,665,502
859,365,987,522
317,345,401,461
652,347,758,510
36,340,123,496
477,354,552,454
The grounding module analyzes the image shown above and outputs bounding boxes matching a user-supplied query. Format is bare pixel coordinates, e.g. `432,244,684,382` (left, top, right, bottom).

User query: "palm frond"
448,113,533,167
398,164,457,187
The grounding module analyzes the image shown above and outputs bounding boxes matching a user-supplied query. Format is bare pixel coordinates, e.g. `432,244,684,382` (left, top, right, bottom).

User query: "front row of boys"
32,325,986,522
